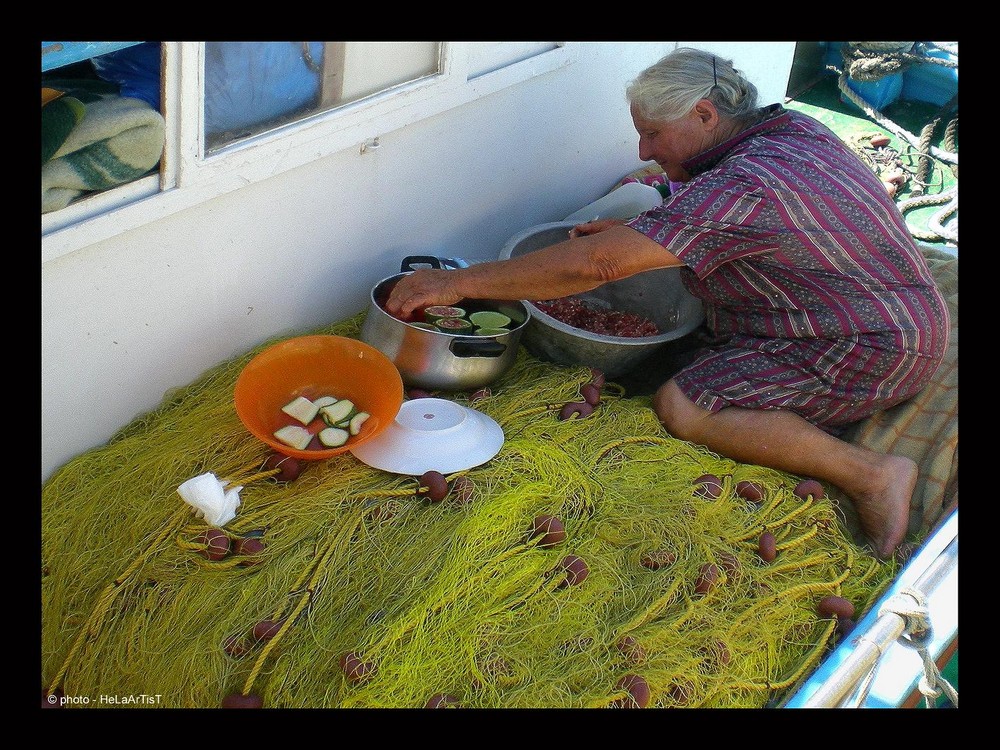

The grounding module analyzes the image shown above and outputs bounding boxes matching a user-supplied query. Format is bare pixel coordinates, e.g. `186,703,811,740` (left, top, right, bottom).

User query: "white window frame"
41,42,577,264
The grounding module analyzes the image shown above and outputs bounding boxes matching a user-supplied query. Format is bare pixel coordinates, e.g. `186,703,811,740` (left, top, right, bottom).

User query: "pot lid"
349,398,504,475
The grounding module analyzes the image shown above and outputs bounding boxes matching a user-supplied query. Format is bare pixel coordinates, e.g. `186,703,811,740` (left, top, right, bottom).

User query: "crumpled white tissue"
177,472,242,527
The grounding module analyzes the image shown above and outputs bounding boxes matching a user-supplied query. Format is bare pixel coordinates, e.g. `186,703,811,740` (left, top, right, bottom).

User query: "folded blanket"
41,93,85,165
41,87,165,214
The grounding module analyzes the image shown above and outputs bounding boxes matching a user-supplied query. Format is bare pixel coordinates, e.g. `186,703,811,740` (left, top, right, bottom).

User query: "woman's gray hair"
627,47,759,122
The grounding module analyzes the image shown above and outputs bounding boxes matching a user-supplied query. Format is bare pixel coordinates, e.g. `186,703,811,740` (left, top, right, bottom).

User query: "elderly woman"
385,47,949,560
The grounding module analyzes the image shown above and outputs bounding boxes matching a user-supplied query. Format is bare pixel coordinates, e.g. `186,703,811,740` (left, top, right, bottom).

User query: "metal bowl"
498,221,704,377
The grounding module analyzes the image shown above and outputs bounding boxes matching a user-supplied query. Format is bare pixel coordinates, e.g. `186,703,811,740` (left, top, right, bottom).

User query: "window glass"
467,42,559,78
203,42,441,153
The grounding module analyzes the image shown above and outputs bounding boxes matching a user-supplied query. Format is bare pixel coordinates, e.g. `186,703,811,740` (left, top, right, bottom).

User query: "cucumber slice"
349,411,371,436
281,396,320,425
469,310,511,329
318,427,350,447
274,425,313,451
313,395,339,408
321,399,355,426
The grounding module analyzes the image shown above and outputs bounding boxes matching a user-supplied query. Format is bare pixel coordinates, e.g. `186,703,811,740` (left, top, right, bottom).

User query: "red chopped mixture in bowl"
534,297,660,338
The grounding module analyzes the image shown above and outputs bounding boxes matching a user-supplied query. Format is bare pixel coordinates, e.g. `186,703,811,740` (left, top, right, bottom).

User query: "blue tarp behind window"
91,42,162,111
204,42,323,139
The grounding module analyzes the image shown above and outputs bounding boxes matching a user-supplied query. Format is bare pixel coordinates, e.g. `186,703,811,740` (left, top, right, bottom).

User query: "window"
203,42,442,153
41,42,163,216
41,42,575,262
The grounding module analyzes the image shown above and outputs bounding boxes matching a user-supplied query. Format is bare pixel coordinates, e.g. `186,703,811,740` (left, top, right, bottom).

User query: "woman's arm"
385,225,683,318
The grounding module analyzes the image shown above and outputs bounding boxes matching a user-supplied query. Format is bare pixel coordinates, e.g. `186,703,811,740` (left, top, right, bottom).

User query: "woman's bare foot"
650,388,919,561
850,455,917,560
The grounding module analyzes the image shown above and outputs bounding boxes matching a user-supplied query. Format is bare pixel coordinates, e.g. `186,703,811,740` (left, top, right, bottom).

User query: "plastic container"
350,398,505,475
902,45,958,107
563,181,663,223
233,335,404,460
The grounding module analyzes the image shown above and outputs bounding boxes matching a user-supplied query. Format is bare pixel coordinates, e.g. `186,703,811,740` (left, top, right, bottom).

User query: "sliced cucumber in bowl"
318,427,350,447
281,396,320,425
274,424,313,451
349,411,370,435
270,392,372,452
321,399,355,426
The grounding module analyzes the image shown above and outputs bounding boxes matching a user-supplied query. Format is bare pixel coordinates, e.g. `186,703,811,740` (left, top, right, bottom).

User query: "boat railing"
783,507,958,708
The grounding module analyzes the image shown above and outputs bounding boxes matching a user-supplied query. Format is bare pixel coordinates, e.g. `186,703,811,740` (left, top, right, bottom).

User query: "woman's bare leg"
653,380,914,560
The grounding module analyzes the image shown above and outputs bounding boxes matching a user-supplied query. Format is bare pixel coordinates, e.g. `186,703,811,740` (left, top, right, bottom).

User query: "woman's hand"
384,269,464,318
568,218,626,239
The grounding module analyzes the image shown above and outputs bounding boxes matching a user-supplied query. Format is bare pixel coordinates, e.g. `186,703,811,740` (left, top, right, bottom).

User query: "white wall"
41,41,795,482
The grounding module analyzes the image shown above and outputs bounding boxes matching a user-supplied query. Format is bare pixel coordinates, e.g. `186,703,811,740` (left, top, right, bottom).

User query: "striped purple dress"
626,105,949,431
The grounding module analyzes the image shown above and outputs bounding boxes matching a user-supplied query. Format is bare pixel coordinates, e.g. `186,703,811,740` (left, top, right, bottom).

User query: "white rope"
843,587,958,708
928,191,958,244
898,186,959,244
929,42,958,57
877,587,959,708
831,70,958,165
830,62,958,246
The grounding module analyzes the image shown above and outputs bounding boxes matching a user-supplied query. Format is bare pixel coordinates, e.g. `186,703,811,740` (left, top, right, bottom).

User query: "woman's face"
631,101,715,182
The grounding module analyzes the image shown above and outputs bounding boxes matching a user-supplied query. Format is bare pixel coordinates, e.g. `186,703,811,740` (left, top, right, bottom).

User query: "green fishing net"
41,314,896,708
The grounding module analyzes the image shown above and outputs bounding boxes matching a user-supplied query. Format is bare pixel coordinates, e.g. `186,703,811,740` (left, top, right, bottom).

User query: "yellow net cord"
41,313,898,708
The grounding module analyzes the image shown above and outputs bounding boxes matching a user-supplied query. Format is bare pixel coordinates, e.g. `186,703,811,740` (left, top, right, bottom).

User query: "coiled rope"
830,42,958,245
913,95,959,194
839,42,957,82
898,188,958,243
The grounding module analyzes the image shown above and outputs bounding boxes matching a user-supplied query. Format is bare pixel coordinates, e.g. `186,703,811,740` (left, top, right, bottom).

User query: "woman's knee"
653,381,698,439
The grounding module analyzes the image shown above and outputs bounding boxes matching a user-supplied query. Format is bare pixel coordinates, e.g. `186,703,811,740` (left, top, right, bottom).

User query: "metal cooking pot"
359,257,531,391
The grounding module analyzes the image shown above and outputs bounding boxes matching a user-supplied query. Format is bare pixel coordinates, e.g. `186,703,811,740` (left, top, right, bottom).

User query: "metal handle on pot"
450,339,507,358
401,256,443,272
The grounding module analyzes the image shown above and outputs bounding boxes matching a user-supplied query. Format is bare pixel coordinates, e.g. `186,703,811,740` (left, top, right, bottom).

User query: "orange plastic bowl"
234,335,404,460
